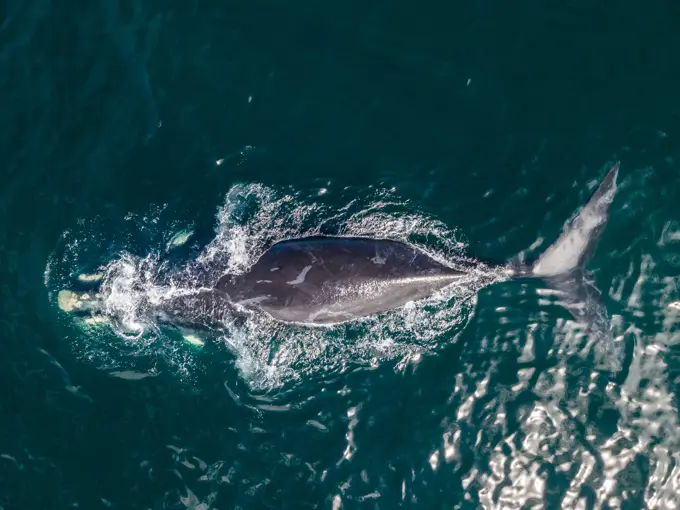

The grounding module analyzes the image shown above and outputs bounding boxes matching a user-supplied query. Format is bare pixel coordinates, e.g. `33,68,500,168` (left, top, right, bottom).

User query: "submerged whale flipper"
528,162,620,345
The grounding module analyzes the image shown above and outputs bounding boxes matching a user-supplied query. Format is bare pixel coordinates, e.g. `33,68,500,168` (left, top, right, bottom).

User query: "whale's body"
58,163,620,340
215,236,472,324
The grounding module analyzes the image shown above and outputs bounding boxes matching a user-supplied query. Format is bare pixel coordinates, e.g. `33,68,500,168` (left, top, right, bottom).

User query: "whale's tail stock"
510,161,622,369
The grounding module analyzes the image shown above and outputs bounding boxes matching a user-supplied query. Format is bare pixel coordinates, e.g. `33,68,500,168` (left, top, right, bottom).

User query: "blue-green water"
3,1,680,508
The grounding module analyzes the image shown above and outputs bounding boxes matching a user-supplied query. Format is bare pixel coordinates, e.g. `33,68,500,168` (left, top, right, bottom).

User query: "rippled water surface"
3,1,680,508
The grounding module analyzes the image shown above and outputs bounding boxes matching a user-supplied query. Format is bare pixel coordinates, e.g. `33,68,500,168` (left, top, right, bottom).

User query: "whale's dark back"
216,236,466,324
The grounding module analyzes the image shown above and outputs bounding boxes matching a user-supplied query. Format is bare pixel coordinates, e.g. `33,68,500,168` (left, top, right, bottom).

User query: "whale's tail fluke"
518,162,621,363
530,162,620,279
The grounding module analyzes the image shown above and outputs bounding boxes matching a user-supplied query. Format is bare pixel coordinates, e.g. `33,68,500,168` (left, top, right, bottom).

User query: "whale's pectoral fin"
527,162,622,367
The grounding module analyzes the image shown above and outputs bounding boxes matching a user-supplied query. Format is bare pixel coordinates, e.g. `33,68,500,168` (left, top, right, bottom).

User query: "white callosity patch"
57,289,104,314
77,272,104,283
57,290,82,313
182,334,205,347
166,229,194,250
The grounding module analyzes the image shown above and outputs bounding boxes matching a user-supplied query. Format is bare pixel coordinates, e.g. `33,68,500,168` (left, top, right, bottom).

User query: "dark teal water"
3,1,680,508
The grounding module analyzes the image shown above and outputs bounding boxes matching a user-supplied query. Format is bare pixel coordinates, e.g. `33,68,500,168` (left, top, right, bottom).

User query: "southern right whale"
58,162,620,340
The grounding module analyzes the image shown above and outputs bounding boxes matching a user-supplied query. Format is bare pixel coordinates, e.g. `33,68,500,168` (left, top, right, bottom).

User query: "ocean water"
2,1,680,508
